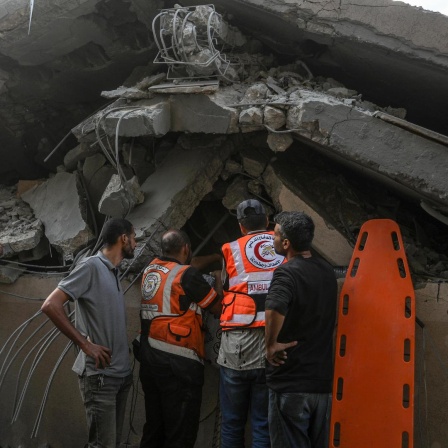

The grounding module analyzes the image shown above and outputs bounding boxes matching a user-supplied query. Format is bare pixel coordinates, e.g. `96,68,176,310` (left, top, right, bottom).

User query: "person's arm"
190,253,222,271
265,309,297,366
183,266,222,316
41,288,112,369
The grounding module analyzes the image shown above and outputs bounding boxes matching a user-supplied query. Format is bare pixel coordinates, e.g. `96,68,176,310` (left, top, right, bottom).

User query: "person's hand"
266,341,298,366
81,340,112,369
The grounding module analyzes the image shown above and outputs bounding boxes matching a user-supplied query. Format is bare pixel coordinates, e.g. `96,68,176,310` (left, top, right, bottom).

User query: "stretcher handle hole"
402,431,409,448
336,377,344,400
404,339,411,362
339,335,346,357
397,258,407,278
358,232,368,251
342,295,349,315
350,259,360,277
392,231,400,250
402,384,410,408
405,297,412,318
333,422,341,446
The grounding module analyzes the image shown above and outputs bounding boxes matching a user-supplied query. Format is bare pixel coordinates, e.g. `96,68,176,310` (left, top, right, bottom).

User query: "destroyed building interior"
0,0,448,447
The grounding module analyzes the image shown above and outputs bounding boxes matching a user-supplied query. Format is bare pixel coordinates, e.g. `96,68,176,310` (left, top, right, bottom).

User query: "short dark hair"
161,229,191,256
239,207,267,231
274,211,314,251
102,218,134,247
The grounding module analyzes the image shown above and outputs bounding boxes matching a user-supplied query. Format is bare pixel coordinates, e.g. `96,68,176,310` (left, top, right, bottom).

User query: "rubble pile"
0,42,447,285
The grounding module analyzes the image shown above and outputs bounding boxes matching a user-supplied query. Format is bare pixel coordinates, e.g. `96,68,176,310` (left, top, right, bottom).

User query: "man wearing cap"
218,199,285,448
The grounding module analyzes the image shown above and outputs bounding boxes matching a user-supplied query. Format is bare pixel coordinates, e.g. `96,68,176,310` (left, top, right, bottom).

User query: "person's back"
266,255,336,393
218,199,284,448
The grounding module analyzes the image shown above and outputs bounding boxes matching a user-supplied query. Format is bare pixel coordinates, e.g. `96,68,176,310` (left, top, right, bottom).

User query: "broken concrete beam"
170,93,239,134
101,86,153,100
71,99,126,141
126,137,232,266
285,89,448,211
415,282,448,323
98,175,144,218
64,142,99,171
22,172,94,260
148,81,220,95
103,101,170,137
263,163,353,266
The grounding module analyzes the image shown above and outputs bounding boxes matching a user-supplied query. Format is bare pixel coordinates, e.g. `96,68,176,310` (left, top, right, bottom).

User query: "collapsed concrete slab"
285,89,448,211
126,136,232,265
22,172,94,260
263,163,353,266
103,101,171,138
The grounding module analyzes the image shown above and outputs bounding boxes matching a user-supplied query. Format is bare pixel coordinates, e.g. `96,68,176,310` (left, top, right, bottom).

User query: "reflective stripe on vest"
140,258,207,360
221,232,284,329
147,337,203,364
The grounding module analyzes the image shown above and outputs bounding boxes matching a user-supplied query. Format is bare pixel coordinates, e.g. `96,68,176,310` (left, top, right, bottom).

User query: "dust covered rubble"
1,59,448,283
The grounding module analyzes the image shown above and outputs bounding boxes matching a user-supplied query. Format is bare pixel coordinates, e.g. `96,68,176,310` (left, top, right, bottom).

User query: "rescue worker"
138,229,222,448
217,199,285,448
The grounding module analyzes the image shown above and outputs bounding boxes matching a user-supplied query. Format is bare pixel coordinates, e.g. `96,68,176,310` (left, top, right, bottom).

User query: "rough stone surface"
263,163,353,266
264,106,286,130
241,149,266,178
267,133,293,152
0,219,43,256
98,175,144,218
239,107,263,131
22,172,94,259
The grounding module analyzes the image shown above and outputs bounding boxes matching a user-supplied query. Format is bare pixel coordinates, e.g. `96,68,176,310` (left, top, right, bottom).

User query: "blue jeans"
268,389,332,448
78,373,133,448
220,366,270,448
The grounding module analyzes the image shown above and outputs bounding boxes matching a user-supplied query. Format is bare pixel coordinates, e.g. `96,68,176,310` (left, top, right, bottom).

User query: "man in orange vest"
138,229,222,448
218,199,285,448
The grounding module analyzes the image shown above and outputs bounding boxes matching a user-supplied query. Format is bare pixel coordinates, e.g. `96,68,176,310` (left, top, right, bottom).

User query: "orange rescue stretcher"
330,219,415,448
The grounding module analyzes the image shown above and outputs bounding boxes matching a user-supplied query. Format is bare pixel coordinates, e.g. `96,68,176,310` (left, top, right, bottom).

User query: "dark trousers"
78,373,133,448
268,389,332,448
139,361,203,448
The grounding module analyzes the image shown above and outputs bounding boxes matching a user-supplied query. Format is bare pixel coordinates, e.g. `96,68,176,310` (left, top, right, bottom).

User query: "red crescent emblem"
254,241,272,263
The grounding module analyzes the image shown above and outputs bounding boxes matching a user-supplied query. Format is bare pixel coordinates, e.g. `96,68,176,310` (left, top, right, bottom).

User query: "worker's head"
237,199,269,235
273,211,314,255
102,218,136,259
161,229,192,264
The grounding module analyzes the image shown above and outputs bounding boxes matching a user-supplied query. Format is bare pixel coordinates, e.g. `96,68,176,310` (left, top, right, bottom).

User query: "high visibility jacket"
220,231,285,329
140,258,215,363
